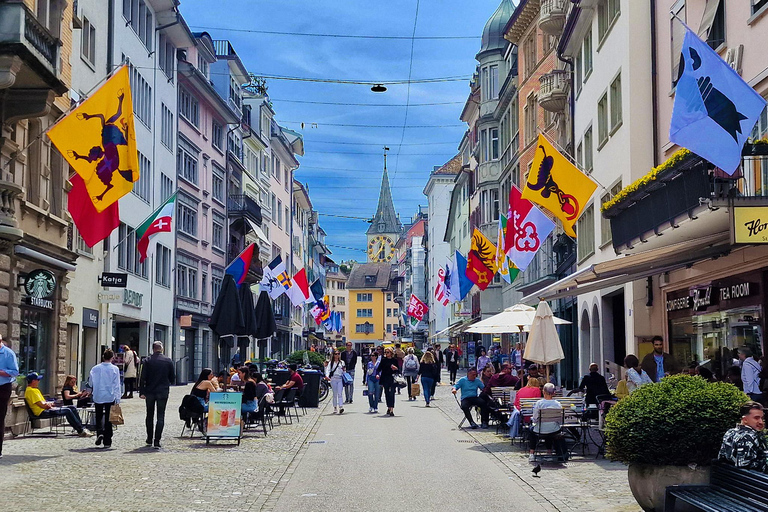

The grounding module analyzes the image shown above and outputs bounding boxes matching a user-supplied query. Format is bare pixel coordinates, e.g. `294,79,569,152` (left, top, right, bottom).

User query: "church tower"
366,150,402,262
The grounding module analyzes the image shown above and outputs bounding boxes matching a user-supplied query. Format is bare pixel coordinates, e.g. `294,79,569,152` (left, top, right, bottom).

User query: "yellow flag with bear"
48,65,139,212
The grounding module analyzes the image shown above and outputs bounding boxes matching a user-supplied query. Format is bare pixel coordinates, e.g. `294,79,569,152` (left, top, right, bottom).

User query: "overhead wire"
189,25,478,40
393,0,421,181
269,98,464,107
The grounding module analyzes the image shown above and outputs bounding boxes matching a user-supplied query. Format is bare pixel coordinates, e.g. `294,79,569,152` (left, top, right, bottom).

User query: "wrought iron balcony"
227,193,262,225
539,70,569,112
539,0,567,35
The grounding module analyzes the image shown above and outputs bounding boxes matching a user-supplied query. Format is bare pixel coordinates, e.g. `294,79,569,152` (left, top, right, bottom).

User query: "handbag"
109,403,124,425
393,373,407,389
342,372,353,386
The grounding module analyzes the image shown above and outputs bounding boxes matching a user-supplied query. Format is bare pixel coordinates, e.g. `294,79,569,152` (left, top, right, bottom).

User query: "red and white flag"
286,268,310,307
434,268,450,306
506,186,555,271
407,294,429,321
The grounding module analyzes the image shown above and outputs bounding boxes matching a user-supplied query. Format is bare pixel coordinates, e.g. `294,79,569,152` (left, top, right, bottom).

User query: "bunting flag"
507,186,555,271
68,174,119,248
48,65,139,212
225,243,255,286
434,268,450,306
407,294,428,321
496,213,519,284
136,193,176,263
670,26,766,174
522,135,597,237
466,229,498,291
445,251,473,302
259,255,291,300
287,268,311,306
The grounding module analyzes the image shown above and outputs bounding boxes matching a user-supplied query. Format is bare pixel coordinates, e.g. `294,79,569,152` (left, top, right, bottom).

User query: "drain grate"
307,440,327,444
456,439,478,444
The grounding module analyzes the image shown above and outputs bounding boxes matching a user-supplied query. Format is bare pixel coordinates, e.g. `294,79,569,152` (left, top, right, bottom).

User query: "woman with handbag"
418,351,439,407
376,347,400,416
402,347,420,401
89,348,122,449
366,351,380,413
325,350,346,414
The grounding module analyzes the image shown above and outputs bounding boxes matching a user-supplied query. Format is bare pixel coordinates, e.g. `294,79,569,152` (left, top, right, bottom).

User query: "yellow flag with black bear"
48,65,138,212
521,135,596,237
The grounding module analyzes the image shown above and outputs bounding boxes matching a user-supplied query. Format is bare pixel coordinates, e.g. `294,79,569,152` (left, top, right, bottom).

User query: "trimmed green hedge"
605,374,748,466
286,350,326,367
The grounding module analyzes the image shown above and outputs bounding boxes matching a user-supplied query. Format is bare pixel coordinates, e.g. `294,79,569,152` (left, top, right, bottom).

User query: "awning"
431,320,463,339
522,233,731,302
245,218,269,245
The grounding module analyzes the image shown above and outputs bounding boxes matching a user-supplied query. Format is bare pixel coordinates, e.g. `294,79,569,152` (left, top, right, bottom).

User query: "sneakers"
529,453,536,462
95,434,103,445
470,422,479,429
333,407,338,414
425,403,430,407
339,408,344,414
373,409,379,413
369,407,374,413
153,442,161,450
146,438,152,446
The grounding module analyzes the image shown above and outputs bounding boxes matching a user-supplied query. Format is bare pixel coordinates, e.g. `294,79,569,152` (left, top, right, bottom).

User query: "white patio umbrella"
465,303,569,334
524,301,566,380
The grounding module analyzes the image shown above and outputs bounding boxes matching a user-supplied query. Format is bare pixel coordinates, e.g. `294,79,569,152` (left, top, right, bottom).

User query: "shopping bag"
410,382,420,396
109,403,125,425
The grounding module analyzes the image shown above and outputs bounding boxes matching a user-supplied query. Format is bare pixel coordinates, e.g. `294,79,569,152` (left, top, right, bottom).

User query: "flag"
310,304,324,325
48,65,139,212
466,229,498,291
522,135,597,237
670,26,766,174
136,193,176,263
225,244,255,286
407,294,428,321
434,268,450,306
68,174,119,248
309,279,325,305
287,268,310,306
496,213,520,284
445,251,473,302
259,255,291,300
507,186,555,271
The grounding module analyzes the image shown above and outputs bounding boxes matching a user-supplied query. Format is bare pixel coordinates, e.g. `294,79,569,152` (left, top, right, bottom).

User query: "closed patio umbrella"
253,290,276,340
210,275,244,368
465,303,570,334
237,284,259,359
524,301,566,380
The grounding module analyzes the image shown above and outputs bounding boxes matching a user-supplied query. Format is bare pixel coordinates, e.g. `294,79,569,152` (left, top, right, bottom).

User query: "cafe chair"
179,394,206,438
23,402,65,437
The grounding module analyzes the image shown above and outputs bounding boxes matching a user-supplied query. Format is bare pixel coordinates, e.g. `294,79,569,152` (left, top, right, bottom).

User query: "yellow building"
346,262,395,346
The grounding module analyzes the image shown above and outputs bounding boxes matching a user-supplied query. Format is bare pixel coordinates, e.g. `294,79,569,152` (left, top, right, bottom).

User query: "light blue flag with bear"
670,26,766,175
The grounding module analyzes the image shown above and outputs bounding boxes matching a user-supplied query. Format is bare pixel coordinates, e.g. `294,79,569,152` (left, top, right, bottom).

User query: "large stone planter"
628,463,711,512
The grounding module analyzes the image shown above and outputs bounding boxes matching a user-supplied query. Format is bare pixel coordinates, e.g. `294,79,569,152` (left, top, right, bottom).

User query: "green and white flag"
137,193,176,263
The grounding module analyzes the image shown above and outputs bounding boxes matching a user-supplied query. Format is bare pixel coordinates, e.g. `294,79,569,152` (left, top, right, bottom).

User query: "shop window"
19,308,51,387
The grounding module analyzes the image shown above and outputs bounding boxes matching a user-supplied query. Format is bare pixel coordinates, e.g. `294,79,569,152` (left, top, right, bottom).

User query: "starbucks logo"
25,269,56,300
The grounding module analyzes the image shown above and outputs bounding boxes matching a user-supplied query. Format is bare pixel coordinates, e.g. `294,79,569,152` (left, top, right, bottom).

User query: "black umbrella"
210,274,244,347
237,284,258,350
254,290,276,340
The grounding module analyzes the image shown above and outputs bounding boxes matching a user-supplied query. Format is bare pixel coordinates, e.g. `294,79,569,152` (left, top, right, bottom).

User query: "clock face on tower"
368,235,395,262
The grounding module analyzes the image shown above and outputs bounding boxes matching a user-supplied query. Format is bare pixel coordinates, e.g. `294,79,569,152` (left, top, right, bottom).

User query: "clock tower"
366,150,402,262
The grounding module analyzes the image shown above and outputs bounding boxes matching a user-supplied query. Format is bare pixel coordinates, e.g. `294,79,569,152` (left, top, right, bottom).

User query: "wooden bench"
489,387,516,408
665,463,768,512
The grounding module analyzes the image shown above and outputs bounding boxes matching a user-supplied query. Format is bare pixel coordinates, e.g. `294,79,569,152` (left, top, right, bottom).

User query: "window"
524,30,537,78
601,181,622,245
122,0,152,49
160,103,173,150
357,293,373,302
753,0,768,15
364,275,376,286
178,193,198,237
490,188,500,221
212,121,223,151
576,141,583,169
177,261,198,299
387,308,392,317
480,129,488,163
133,151,151,202
212,267,223,300
201,272,208,303
386,324,392,333
574,50,583,95
177,137,199,185
155,244,171,287
179,87,199,127
212,164,224,202
490,128,500,160
75,232,93,255
356,324,374,334
584,126,594,173
127,62,152,127
81,17,96,65
576,204,595,262
339,283,345,290
158,33,174,80
489,64,499,99
160,173,173,201
598,0,620,42
116,223,148,278
583,29,593,78
212,213,224,250
357,309,373,318
285,206,289,231
277,200,283,229
597,93,609,146
706,0,725,49
197,55,209,78
610,73,622,131
525,94,536,145
386,293,392,301
284,168,289,191
671,1,686,87
227,132,242,161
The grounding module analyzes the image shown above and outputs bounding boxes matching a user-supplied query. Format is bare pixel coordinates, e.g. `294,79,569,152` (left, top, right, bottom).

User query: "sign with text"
100,272,128,287
98,291,122,303
206,392,243,439
82,307,99,328
24,269,56,309
733,207,768,243
122,289,143,308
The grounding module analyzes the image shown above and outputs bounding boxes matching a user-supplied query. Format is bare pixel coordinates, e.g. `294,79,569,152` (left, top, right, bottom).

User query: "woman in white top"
122,345,137,399
90,349,122,449
325,350,346,414
624,354,653,394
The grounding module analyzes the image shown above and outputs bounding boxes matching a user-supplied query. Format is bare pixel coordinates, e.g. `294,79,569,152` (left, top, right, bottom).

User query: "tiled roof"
346,262,394,289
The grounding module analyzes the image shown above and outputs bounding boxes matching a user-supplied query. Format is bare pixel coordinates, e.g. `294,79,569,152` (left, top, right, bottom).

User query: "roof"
433,154,462,176
366,164,403,236
478,0,515,56
346,262,394,289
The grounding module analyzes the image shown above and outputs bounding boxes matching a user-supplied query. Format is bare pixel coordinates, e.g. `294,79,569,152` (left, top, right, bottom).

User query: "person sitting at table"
528,383,564,462
277,364,304,394
624,355,653,394
238,367,258,416
483,363,519,395
577,363,611,406
62,374,91,408
25,373,93,437
191,368,218,412
718,401,768,472
507,377,543,438
252,372,271,401
516,364,542,390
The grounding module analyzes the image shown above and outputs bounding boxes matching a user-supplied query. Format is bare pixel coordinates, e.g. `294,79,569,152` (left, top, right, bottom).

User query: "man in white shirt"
740,347,763,403
90,349,122,448
529,383,563,462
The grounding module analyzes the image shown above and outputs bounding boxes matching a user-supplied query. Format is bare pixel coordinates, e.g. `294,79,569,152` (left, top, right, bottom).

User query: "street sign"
98,291,122,303
100,272,128,287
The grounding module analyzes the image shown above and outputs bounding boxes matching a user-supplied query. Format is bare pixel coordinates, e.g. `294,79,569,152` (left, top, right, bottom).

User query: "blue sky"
181,0,504,262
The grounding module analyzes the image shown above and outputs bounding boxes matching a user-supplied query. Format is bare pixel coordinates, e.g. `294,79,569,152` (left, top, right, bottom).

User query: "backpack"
405,355,418,371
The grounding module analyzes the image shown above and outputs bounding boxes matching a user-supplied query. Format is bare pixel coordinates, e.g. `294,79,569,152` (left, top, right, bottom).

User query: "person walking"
90,349,121,449
366,351,380,413
341,342,358,404
402,347,420,401
394,344,405,395
122,344,138,399
432,343,444,393
0,334,19,459
477,349,491,373
139,341,175,449
445,344,460,385
740,347,764,403
418,351,439,406
376,347,400,416
325,350,346,414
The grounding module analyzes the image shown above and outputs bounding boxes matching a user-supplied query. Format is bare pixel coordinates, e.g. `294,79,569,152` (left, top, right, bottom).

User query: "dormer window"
364,275,376,286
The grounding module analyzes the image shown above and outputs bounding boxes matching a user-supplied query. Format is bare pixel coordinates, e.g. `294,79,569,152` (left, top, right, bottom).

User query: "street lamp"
371,84,387,93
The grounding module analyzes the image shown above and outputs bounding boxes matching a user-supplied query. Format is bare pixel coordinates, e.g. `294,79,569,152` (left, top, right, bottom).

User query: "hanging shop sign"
24,269,56,309
82,307,99,328
122,289,143,308
99,272,128,287
733,206,768,244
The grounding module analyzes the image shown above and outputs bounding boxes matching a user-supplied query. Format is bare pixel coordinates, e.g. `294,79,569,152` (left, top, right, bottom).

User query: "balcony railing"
0,2,60,77
539,0,567,35
539,70,569,112
227,193,262,224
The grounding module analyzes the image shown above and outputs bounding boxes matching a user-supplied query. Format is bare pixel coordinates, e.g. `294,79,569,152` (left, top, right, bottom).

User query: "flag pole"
111,189,178,251
538,132,610,193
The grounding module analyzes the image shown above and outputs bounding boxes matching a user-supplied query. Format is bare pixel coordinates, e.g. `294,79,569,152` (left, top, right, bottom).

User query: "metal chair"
530,407,566,462
24,401,66,437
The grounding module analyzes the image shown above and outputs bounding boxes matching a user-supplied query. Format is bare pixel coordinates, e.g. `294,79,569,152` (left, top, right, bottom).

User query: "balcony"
539,70,569,112
227,193,262,225
539,0,567,35
0,176,23,244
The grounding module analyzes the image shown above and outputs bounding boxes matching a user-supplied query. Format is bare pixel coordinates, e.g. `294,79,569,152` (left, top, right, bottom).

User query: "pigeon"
532,464,541,477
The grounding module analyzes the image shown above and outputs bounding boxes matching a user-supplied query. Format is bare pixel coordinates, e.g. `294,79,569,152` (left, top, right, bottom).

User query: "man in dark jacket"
641,336,680,382
140,341,175,449
341,342,358,404
577,363,611,406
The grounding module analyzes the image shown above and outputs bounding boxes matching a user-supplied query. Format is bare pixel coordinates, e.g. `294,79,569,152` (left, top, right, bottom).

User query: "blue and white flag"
670,27,766,174
445,250,473,303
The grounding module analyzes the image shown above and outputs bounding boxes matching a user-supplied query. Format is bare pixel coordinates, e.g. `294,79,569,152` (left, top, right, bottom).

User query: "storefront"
667,270,765,381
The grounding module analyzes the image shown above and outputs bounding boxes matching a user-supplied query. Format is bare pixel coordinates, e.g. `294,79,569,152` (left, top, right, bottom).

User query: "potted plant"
604,374,747,512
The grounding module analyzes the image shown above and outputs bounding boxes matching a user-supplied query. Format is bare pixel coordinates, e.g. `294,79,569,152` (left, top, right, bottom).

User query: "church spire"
367,148,402,236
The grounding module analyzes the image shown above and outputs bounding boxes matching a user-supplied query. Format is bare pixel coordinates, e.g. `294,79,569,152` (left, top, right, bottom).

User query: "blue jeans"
421,376,434,404
344,370,355,402
242,400,257,414
39,405,84,433
367,379,380,410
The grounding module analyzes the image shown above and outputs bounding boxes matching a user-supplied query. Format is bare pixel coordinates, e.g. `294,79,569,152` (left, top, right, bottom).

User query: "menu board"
206,392,242,439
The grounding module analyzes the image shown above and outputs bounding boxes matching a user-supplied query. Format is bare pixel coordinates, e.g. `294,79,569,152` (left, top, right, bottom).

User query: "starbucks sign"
24,269,56,309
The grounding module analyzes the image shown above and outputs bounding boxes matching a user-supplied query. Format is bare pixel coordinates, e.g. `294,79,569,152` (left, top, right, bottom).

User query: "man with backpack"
402,348,420,401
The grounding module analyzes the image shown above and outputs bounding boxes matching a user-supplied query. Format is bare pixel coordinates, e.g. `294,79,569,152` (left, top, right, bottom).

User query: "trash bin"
271,369,290,388
299,369,321,408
